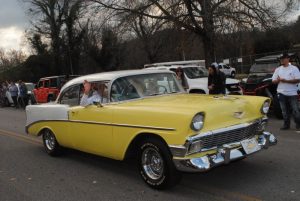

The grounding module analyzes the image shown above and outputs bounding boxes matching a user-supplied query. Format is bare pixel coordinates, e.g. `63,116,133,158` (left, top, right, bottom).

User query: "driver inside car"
80,80,108,106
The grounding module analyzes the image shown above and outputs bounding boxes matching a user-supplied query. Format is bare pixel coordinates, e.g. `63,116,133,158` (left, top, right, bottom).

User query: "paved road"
0,107,299,201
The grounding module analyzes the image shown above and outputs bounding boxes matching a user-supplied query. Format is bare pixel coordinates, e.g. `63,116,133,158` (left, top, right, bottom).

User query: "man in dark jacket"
208,63,226,94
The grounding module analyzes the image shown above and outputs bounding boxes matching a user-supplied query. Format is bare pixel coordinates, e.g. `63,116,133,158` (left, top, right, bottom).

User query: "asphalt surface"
0,107,299,201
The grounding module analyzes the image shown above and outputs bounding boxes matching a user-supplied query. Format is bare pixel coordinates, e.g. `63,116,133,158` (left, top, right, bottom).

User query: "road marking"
0,129,42,145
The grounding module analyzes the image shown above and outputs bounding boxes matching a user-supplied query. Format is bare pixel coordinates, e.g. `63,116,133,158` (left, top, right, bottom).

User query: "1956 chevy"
25,70,277,189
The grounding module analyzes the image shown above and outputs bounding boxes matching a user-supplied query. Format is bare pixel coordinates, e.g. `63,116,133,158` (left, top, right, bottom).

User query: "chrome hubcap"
44,130,55,151
142,147,164,180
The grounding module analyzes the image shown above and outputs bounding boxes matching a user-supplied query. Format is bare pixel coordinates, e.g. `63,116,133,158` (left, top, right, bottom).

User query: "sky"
0,0,30,52
0,0,299,54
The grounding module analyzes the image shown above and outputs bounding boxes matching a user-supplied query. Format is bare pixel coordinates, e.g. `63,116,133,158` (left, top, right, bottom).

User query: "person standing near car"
8,81,19,108
175,67,188,90
216,63,226,94
0,82,8,106
272,53,300,130
0,82,4,107
18,80,28,108
208,63,226,95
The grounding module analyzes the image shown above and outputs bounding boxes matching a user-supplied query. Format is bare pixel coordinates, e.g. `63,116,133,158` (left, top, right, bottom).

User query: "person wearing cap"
272,53,300,130
208,63,226,94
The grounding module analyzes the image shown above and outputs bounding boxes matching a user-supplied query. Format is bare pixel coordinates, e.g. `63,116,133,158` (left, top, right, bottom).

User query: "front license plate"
241,138,260,154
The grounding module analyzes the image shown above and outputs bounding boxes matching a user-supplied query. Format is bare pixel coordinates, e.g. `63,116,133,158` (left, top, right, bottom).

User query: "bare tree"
25,0,66,74
0,49,27,70
120,13,168,63
27,33,48,55
62,0,89,74
25,0,90,74
92,0,297,65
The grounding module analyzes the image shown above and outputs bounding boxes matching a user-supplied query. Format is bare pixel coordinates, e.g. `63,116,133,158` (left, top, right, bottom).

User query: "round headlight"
261,101,270,114
191,113,204,131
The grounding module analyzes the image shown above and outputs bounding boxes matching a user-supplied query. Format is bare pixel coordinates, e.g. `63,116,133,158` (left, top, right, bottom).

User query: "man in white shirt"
272,53,300,130
80,80,107,106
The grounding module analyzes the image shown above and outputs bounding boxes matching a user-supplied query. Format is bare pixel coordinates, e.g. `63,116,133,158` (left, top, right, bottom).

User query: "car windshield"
110,73,183,102
183,67,208,79
250,62,278,73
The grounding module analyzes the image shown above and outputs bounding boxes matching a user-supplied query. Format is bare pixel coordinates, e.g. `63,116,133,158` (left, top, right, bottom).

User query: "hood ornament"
233,111,245,119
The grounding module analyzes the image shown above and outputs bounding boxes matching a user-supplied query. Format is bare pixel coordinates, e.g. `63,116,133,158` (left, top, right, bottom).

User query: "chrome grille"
200,122,260,150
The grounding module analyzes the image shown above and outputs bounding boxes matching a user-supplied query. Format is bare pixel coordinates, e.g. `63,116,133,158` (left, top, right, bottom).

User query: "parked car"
24,83,36,105
146,65,242,95
26,69,276,189
217,63,236,78
33,75,79,103
241,53,300,118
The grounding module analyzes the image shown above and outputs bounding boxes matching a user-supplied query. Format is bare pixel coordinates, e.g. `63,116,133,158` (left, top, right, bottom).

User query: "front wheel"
138,138,182,189
42,129,62,156
231,72,235,78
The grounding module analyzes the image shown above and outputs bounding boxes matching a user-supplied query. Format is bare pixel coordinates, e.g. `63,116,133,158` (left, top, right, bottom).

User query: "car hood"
114,94,266,133
246,73,273,84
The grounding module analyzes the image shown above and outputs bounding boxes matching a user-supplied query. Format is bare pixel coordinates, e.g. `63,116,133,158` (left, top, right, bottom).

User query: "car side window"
44,80,50,88
111,78,140,102
59,85,80,106
224,65,230,69
50,78,58,87
38,81,43,88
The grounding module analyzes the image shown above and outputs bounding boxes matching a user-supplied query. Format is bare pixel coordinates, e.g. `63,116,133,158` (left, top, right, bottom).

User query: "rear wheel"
231,72,236,78
42,129,62,156
138,138,182,189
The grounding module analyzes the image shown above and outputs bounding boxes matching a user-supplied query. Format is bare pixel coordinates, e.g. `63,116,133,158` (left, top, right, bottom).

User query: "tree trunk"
202,33,215,67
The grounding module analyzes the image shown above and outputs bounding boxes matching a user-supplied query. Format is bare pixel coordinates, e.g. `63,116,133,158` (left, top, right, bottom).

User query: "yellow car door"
68,105,114,158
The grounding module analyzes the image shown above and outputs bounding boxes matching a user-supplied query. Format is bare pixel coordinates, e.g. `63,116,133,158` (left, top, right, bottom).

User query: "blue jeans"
278,93,300,127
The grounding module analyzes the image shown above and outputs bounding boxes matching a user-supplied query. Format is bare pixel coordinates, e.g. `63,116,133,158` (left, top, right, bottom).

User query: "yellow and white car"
25,70,277,189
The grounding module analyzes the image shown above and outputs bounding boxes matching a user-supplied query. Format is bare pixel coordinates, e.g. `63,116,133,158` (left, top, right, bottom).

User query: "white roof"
146,65,206,70
61,69,172,91
144,60,205,68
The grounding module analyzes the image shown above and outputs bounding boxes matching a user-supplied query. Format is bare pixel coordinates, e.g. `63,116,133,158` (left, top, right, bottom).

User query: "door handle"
71,111,78,115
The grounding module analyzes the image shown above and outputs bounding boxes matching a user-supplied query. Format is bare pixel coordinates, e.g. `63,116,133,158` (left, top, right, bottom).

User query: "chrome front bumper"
172,131,277,173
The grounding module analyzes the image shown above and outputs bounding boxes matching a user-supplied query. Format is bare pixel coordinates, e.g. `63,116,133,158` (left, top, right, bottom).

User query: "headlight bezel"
261,100,270,114
190,113,205,131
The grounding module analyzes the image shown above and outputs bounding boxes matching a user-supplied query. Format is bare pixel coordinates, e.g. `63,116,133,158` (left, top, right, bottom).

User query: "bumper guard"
173,131,277,172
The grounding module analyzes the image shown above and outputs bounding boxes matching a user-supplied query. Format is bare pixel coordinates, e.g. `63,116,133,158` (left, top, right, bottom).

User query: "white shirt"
80,91,107,106
272,64,300,96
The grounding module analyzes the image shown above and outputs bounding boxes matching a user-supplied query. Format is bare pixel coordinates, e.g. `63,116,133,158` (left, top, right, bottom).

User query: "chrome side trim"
25,119,176,132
